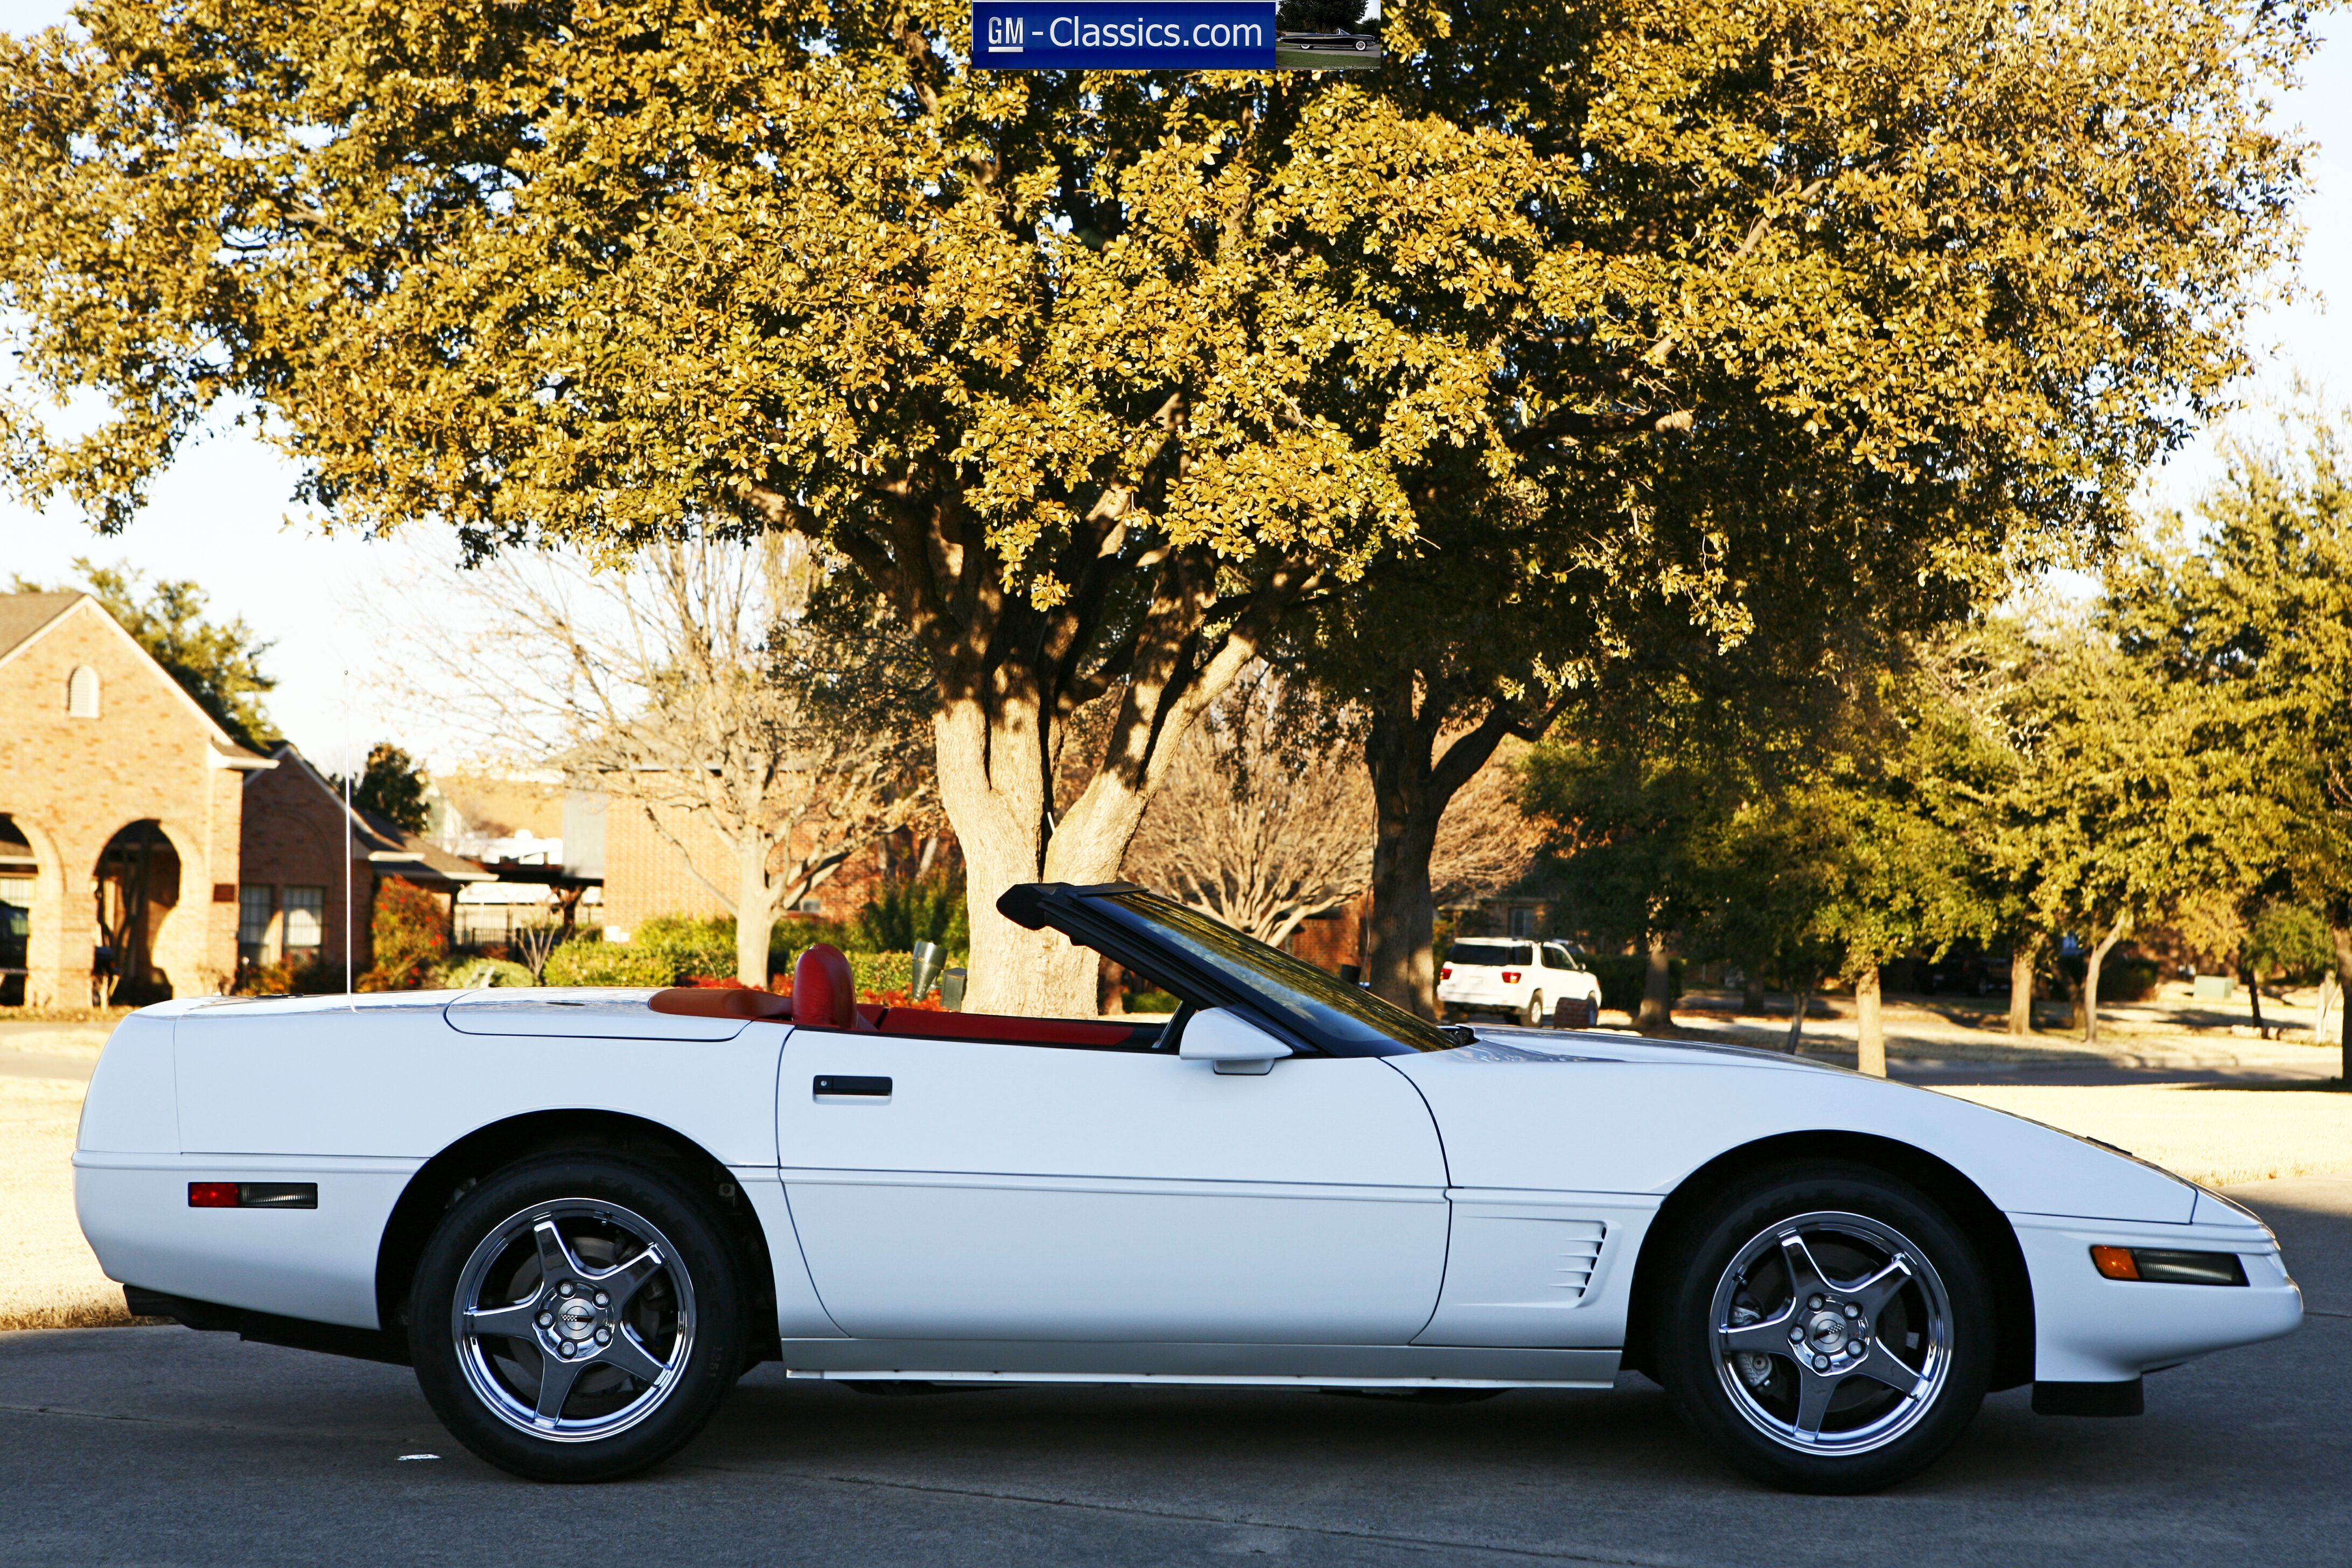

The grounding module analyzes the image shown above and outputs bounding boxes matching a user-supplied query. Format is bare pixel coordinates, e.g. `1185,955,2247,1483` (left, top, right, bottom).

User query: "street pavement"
2,1177,2346,1567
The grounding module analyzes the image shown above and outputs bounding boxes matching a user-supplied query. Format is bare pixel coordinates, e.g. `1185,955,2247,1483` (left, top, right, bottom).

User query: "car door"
776,1024,1450,1344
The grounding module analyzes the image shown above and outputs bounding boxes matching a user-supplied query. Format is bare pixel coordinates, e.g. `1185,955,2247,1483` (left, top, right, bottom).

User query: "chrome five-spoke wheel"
410,1153,749,1481
452,1198,695,1443
1655,1163,1993,1493
1711,1211,1952,1454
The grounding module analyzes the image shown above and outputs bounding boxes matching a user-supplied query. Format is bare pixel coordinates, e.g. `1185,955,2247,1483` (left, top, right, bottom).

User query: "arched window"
66,666,101,719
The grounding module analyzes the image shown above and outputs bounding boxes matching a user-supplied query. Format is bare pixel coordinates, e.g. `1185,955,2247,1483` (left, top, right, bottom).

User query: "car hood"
1390,1026,2200,1224
1449,1025,1851,1073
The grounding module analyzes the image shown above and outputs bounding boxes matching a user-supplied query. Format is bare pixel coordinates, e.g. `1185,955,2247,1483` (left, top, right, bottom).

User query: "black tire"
1651,1161,1993,1493
409,1153,751,1482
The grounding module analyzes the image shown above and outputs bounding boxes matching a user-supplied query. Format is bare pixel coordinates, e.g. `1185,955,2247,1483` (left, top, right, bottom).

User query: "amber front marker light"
2090,1245,2249,1285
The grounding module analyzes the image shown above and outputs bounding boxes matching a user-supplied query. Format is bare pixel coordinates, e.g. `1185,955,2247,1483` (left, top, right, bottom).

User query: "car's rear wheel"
1523,992,1546,1027
1652,1162,1993,1493
409,1153,750,1482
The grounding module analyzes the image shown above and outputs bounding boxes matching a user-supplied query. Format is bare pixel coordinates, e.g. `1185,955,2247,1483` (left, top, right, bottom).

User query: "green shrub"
857,874,969,956
542,939,677,988
771,915,852,966
440,957,534,989
1125,987,1181,1014
1586,955,1686,1015
634,913,739,981
360,877,447,990
2251,901,2334,982
2055,952,2161,1004
850,951,913,997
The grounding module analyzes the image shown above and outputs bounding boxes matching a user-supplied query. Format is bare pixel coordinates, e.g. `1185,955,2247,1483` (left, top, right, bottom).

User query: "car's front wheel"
409,1153,750,1481
1651,1162,1993,1493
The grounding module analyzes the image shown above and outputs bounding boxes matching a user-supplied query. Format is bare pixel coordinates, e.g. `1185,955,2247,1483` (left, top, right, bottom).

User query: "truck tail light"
1440,964,1453,979
1501,970,1522,984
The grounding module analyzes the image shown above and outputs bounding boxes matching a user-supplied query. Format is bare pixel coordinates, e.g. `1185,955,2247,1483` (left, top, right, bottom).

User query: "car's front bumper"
2011,1209,2302,1384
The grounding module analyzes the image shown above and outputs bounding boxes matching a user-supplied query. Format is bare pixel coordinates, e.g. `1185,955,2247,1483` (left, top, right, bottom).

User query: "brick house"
237,744,491,977
562,784,944,938
0,591,274,1006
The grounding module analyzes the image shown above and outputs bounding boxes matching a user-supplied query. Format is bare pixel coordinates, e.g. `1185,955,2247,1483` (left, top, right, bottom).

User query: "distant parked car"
1439,939,1601,1027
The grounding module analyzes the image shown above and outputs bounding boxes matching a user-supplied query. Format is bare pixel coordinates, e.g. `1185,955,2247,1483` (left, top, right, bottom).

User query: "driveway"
2,1176,2346,1567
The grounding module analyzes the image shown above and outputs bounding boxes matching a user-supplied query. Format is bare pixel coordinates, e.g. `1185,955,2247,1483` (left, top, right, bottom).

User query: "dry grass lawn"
1935,1082,2352,1188
4,1070,2347,1333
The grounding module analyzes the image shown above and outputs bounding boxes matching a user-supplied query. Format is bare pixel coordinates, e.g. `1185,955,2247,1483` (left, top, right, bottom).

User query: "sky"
1,3,2348,772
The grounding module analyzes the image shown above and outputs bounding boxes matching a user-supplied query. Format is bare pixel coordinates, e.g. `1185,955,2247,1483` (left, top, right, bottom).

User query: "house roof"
257,744,494,887
0,592,80,661
0,590,272,768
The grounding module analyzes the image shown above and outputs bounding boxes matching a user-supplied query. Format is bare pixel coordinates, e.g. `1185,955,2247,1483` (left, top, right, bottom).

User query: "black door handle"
813,1075,892,1098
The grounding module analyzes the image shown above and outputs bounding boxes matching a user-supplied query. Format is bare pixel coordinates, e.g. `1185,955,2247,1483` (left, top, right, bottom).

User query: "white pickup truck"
1437,939,1602,1027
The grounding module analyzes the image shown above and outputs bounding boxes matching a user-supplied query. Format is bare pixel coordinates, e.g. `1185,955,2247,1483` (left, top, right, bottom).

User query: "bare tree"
394,538,933,984
1125,676,1376,948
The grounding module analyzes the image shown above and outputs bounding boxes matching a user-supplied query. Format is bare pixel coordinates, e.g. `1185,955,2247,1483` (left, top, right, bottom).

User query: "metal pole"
344,770,355,1002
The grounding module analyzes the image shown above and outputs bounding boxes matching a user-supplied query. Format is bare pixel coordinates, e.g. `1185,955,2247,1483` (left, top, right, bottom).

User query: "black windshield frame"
1091,893,1458,1053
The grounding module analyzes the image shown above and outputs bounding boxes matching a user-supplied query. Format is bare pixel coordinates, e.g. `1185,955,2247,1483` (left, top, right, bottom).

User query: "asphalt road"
4,1177,2347,1568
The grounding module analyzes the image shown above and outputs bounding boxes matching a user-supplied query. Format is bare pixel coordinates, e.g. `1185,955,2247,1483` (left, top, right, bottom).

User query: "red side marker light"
188,1182,239,1208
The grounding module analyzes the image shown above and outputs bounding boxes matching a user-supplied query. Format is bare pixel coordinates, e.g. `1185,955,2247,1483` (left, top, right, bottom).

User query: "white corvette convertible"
75,883,2299,1492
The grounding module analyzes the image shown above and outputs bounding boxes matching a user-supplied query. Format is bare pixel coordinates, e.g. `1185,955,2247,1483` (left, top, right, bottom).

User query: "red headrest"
792,943,869,1031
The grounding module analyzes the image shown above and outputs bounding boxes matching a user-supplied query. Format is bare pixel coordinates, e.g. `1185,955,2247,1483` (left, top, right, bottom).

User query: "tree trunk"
1784,989,1811,1053
1365,810,1442,1019
1854,963,1885,1077
735,834,779,988
1741,974,1766,1017
2083,920,2128,1046
1361,692,1515,1020
933,688,1077,1017
1635,933,1673,1037
933,683,1170,1018
2332,917,2352,1083
2007,939,2038,1037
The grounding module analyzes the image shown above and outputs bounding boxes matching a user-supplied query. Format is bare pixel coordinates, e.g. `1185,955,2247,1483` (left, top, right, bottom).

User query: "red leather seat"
793,943,872,1032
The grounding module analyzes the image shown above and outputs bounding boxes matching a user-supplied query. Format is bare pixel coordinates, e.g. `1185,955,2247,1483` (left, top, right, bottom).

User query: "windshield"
1103,891,1457,1055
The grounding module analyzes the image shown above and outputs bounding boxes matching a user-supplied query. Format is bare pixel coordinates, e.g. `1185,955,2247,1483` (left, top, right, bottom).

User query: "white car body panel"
75,992,790,1331
73,990,2299,1392
777,1023,1449,1342
1390,1034,2193,1221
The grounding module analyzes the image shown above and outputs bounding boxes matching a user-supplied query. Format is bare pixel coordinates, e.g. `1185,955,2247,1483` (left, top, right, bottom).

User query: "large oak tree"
0,0,2311,1012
